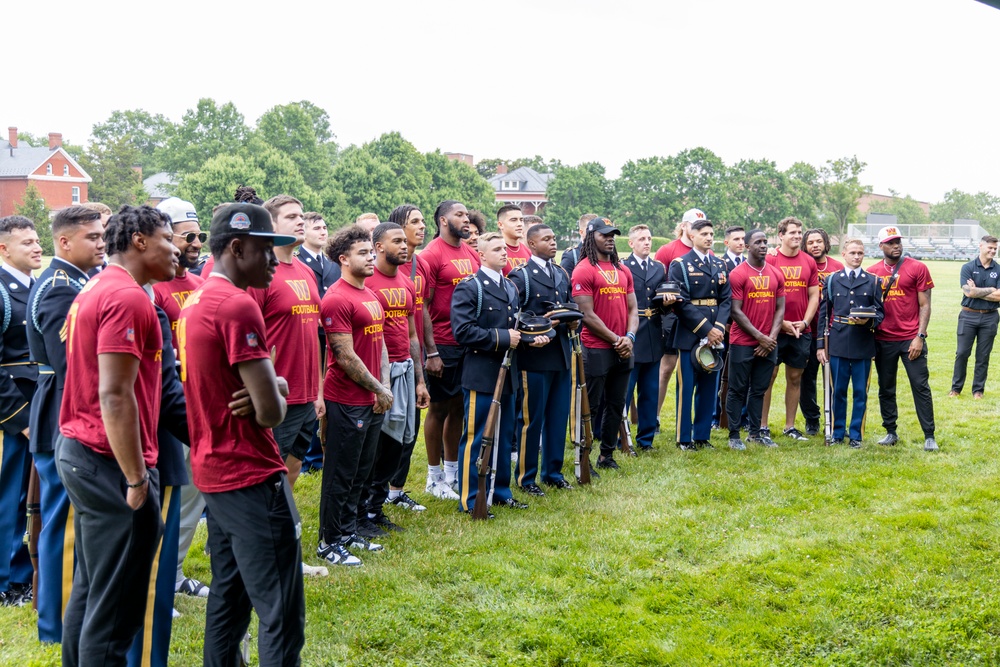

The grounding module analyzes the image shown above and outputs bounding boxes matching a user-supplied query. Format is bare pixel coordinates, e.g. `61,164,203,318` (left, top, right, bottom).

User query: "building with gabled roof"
143,171,177,207
487,165,554,215
0,127,91,217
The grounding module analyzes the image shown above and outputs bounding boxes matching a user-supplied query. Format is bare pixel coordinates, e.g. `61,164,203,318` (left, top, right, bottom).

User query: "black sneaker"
805,421,820,436
356,518,388,538
849,439,863,449
748,434,778,448
520,483,546,497
783,427,808,441
371,512,404,532
317,541,362,566
493,497,529,509
694,440,714,450
387,491,426,512
596,456,620,470
677,442,697,451
345,533,383,552
545,479,573,490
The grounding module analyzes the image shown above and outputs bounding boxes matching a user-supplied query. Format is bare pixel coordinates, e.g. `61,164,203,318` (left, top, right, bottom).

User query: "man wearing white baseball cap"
866,226,937,451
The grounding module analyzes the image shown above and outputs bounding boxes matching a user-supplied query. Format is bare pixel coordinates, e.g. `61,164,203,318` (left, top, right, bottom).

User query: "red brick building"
0,127,91,217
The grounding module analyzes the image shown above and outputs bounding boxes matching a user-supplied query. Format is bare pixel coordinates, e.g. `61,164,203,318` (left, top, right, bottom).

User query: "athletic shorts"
776,332,812,370
272,402,316,460
427,344,464,403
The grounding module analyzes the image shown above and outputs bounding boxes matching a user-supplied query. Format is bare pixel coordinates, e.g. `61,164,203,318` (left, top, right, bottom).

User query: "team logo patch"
125,328,135,342
992,272,998,279
575,284,581,290
325,317,333,326
246,333,258,347
230,212,251,230
357,419,365,429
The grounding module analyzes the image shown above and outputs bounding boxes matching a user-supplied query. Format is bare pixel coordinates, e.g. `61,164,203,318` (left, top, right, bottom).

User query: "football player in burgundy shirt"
800,228,843,436
497,204,532,276
57,205,178,666
420,201,480,499
178,202,304,666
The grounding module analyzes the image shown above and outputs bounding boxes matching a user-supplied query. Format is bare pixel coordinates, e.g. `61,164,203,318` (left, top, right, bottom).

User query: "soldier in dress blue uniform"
623,225,665,451
669,218,731,450
816,238,884,448
0,216,43,607
508,224,573,495
451,233,536,514
26,206,107,642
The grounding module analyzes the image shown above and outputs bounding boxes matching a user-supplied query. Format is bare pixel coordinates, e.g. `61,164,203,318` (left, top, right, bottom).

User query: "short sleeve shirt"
249,261,321,405
654,238,692,267
60,265,163,468
867,258,934,341
811,256,844,331
322,279,385,406
421,238,481,347
959,257,1000,311
729,262,786,347
401,255,427,354
766,250,818,330
503,242,533,277
152,270,204,346
366,266,416,363
177,277,286,492
572,260,635,349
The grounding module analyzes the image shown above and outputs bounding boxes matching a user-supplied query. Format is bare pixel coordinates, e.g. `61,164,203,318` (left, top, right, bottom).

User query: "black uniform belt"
690,299,717,306
640,308,657,317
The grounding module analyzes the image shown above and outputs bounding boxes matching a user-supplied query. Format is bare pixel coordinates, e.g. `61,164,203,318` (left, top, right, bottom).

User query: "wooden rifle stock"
572,333,593,485
619,408,636,456
472,347,514,520
25,462,41,610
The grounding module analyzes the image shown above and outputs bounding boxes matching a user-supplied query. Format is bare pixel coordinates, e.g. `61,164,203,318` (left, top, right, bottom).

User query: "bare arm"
408,313,430,409
98,353,147,510
575,294,619,345
236,357,287,428
801,284,819,330
963,279,1000,300
328,332,393,413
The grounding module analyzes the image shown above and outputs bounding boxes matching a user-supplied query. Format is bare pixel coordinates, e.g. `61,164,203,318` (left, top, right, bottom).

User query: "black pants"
320,402,384,543
365,429,415,513
726,345,777,438
202,474,305,667
951,310,999,394
874,339,935,437
57,436,163,667
583,347,634,457
799,334,821,425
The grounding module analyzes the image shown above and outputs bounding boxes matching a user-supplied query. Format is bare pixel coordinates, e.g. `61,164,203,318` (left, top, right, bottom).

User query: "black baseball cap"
209,202,297,246
586,217,620,236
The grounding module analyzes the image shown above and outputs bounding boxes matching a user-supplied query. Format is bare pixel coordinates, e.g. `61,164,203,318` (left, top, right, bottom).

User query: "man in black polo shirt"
950,235,1000,399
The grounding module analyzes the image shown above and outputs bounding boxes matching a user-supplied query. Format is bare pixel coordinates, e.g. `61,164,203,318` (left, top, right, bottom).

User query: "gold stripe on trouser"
517,371,530,485
675,359,684,443
62,505,75,616
140,486,172,667
460,392,478,512
860,361,874,439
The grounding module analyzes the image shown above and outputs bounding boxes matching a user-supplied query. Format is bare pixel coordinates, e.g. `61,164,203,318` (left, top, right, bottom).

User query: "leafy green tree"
77,137,147,210
366,132,432,211
254,102,337,191
14,183,53,255
930,189,1000,234
545,162,611,240
867,190,930,228
727,159,792,234
91,110,174,172
160,98,249,176
612,156,680,236
821,156,871,240
329,146,407,220
785,161,824,229
668,147,730,223
475,155,562,179
424,150,497,220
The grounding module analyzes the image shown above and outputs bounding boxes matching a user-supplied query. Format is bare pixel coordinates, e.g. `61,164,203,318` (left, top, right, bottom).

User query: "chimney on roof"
48,132,63,150
8,127,17,149
496,164,508,175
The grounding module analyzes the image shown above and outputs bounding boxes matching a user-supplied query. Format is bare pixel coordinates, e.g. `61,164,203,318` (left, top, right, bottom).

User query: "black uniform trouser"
951,310,999,394
800,334,821,425
57,436,163,667
202,474,305,667
874,339,935,438
726,345,777,439
320,402,384,544
583,347,633,458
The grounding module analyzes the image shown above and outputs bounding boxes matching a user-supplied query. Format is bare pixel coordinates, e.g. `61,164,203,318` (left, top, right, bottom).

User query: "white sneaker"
316,541,362,566
429,479,460,500
302,562,329,577
346,533,383,552
448,477,459,494
172,607,181,619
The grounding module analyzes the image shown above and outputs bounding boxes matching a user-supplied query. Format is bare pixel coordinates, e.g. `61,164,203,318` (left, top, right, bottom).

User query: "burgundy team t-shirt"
867,258,935,341
322,279,385,406
811,256,844,333
153,270,204,345
766,250,818,331
421,237,480,347
503,242,533,277
572,260,635,349
400,255,427,353
654,238,693,266
178,277,286,493
729,262,786,347
250,261,321,406
367,265,416,363
60,265,163,468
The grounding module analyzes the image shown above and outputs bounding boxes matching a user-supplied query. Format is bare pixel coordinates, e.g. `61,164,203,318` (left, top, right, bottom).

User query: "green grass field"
3,259,999,666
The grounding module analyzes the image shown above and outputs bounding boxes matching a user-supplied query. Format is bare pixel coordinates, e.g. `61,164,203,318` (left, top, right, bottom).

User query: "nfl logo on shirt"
356,419,364,429
246,333,258,347
126,328,135,342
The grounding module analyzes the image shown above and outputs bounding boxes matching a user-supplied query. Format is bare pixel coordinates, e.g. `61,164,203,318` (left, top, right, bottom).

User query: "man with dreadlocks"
57,205,179,666
571,218,638,471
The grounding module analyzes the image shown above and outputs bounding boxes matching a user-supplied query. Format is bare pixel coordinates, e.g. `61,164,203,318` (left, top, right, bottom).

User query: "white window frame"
63,164,69,176
501,180,520,191
46,163,52,175
72,186,80,203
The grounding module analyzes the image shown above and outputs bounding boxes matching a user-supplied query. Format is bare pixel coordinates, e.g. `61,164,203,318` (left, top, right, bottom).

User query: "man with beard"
497,205,531,276
950,235,1000,399
800,228,843,436
420,201,480,499
867,226,938,451
360,222,430,534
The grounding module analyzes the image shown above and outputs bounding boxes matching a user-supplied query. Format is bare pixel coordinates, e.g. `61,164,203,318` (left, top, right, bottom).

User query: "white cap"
156,197,199,224
682,208,708,224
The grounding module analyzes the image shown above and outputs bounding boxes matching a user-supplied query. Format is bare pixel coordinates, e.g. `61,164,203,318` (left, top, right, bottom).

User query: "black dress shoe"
596,456,620,470
805,422,820,436
677,442,697,451
520,483,546,497
545,478,573,490
849,439,862,449
493,497,529,509
694,440,714,450
638,445,653,453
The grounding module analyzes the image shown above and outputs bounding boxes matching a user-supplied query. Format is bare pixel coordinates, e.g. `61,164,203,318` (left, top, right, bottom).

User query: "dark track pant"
320,402,384,543
57,436,162,667
874,339,935,438
583,347,633,457
726,345,776,439
202,475,305,667
799,334,822,425
951,310,998,395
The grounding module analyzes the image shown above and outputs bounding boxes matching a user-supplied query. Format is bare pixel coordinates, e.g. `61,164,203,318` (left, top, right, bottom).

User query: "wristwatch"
918,333,927,339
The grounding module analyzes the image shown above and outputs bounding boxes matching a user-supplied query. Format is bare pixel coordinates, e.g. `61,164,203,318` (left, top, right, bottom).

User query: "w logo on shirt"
748,275,770,290
286,279,312,301
380,288,407,309
362,301,384,320
598,269,619,285
781,266,802,281
507,257,527,270
879,274,900,290
450,259,474,276
413,275,424,294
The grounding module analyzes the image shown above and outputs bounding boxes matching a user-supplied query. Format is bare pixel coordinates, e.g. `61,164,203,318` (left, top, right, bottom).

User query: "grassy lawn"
4,259,999,666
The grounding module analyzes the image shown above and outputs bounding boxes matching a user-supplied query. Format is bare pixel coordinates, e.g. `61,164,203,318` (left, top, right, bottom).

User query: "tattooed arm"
327,332,393,414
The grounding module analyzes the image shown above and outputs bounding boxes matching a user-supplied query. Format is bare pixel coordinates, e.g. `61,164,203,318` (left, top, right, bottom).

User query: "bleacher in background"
848,213,988,260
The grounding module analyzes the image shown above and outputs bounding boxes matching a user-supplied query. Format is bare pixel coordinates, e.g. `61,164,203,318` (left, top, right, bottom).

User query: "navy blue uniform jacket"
451,270,519,394
816,269,884,360
668,249,732,352
622,255,665,364
508,260,571,371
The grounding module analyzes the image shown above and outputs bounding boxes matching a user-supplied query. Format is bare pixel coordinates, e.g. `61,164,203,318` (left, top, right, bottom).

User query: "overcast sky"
8,0,999,204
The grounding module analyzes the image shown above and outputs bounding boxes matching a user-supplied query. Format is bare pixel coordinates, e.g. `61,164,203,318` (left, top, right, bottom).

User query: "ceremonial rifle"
24,463,40,610
472,344,515,520
570,331,593,485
